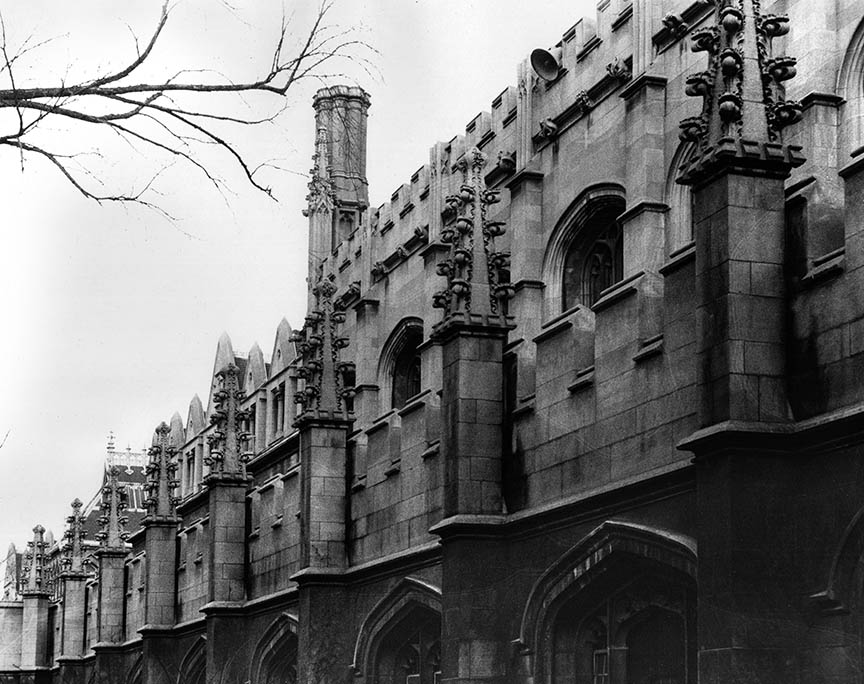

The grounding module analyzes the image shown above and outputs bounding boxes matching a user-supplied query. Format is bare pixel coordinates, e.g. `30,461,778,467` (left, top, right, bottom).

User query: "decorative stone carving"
432,148,514,326
61,499,87,574
606,57,631,81
678,0,804,183
21,525,48,594
662,13,690,39
94,466,129,550
574,90,594,111
304,127,336,216
205,364,253,477
371,261,386,279
538,118,559,139
144,422,180,521
293,274,353,421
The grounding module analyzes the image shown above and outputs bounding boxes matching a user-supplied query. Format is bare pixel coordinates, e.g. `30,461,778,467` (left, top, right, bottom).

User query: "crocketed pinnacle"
432,147,514,330
22,524,48,595
95,466,129,552
205,363,253,480
144,422,180,522
678,0,804,183
304,126,335,217
61,499,86,575
293,274,353,424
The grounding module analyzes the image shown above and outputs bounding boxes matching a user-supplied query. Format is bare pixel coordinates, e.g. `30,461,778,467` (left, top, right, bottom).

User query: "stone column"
201,364,253,684
20,524,51,679
56,499,89,684
92,466,130,684
677,4,808,683
430,148,515,684
140,421,181,684
292,274,354,684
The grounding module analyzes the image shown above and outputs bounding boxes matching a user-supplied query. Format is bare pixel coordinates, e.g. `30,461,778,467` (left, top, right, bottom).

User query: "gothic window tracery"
373,607,441,684
390,326,423,410
562,209,623,310
551,575,693,684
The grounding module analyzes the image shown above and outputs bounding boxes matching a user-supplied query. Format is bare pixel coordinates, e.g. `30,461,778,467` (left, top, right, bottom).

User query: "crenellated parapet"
144,422,181,522
94,466,129,551
432,148,515,330
678,0,805,184
21,525,49,596
293,274,354,424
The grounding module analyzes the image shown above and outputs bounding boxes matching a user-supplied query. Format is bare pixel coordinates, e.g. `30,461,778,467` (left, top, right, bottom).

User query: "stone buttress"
676,2,808,682
430,148,516,684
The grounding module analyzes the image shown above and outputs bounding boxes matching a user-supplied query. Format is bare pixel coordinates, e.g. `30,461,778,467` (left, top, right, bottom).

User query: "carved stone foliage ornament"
21,524,48,593
61,498,87,574
293,274,354,422
95,466,129,550
432,148,514,327
679,0,804,182
304,127,336,216
205,364,253,478
144,422,180,520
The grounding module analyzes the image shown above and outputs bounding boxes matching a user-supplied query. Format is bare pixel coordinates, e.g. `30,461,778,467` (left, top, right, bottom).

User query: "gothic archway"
251,612,299,684
127,654,143,684
518,521,697,684
352,577,442,684
178,636,206,684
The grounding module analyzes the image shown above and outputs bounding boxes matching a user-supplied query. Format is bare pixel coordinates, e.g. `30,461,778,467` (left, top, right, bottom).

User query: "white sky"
0,0,594,549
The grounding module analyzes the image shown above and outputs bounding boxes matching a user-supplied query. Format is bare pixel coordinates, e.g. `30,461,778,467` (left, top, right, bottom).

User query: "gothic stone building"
3,0,864,682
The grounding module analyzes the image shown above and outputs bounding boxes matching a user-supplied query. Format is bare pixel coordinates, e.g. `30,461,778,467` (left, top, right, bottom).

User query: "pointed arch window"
562,208,623,310
391,328,423,410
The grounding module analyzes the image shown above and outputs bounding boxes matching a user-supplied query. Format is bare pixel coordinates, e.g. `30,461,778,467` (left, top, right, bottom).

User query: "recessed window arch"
352,577,443,684
519,521,697,684
666,142,697,255
839,15,864,155
379,318,424,410
251,612,298,684
542,184,627,316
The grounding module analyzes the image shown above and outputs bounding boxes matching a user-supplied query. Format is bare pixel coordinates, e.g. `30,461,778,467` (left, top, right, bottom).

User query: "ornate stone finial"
21,524,48,594
678,0,804,184
144,422,180,522
293,274,354,423
94,466,129,551
304,127,336,216
61,499,87,574
204,364,252,480
432,148,514,328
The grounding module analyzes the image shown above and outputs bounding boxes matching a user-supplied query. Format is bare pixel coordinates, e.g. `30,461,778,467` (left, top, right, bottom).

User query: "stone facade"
3,1,864,682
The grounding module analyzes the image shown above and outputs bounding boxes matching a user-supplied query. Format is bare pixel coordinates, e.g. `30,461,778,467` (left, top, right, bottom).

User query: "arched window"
519,521,697,684
374,607,441,684
384,323,423,410
252,614,298,684
551,576,690,684
542,184,627,317
562,206,623,310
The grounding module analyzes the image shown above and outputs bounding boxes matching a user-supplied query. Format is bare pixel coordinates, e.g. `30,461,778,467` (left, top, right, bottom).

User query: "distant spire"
106,431,115,452
21,525,48,595
204,364,252,480
293,274,353,422
144,422,180,522
678,0,804,183
61,499,87,574
95,466,129,551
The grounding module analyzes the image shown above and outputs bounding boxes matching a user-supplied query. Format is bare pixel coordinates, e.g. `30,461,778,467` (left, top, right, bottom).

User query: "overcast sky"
0,0,594,549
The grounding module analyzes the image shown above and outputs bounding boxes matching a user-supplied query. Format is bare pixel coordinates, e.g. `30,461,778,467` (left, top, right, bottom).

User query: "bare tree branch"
0,1,375,211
